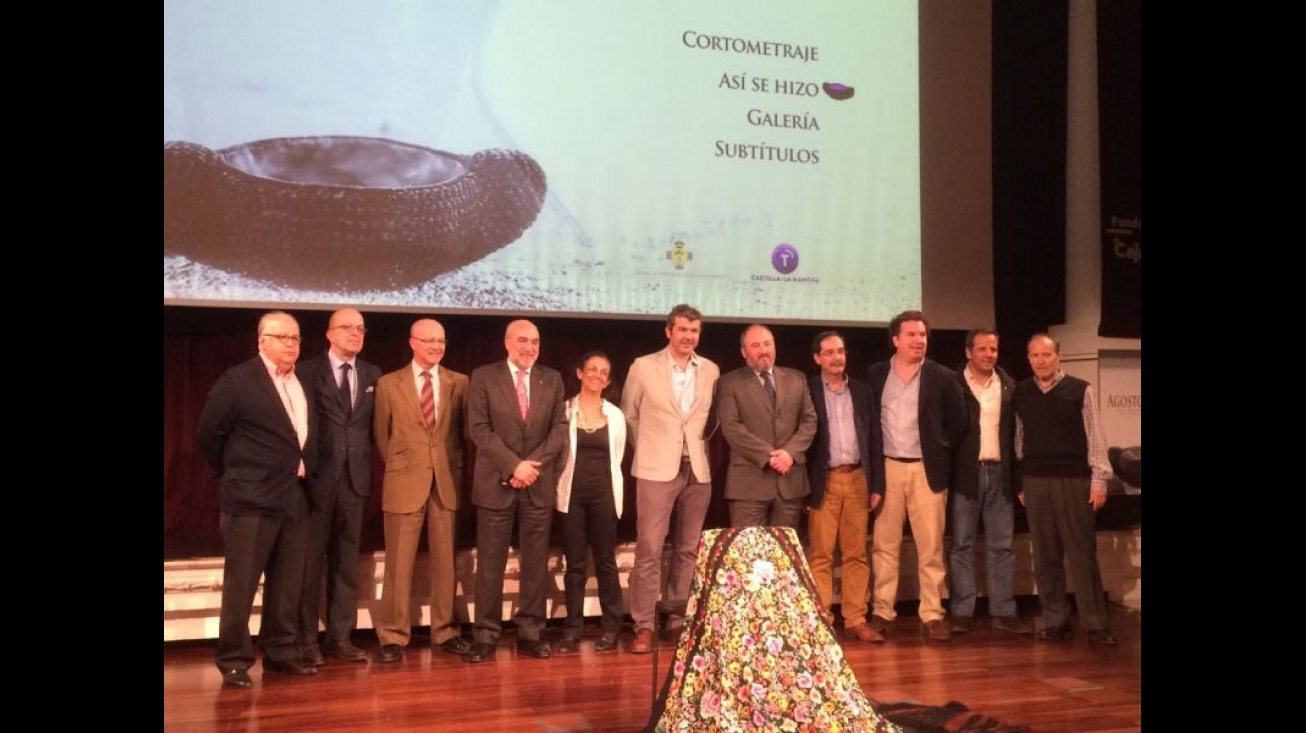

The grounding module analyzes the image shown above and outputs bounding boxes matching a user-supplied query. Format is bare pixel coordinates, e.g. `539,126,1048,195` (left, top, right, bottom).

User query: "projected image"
163,0,921,322
164,137,546,290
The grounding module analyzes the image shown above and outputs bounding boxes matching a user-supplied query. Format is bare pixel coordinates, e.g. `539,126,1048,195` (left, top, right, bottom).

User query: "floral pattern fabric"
647,526,901,733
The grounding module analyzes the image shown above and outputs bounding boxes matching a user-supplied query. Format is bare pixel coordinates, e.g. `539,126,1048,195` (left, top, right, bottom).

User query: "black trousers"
560,490,622,635
472,496,553,643
299,472,366,646
216,484,310,671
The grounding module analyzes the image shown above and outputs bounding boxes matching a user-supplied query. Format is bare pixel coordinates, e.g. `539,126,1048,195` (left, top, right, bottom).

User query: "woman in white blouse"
555,351,627,654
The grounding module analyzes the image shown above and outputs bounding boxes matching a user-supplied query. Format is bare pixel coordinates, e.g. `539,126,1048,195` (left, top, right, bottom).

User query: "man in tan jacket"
620,304,720,654
372,318,472,662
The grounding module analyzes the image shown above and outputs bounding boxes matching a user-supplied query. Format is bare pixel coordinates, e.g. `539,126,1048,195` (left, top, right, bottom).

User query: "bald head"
409,318,446,370
504,319,541,370
326,308,366,360
1026,333,1061,384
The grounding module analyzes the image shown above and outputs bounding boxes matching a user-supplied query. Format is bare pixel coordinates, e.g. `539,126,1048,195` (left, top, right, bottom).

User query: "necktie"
338,363,353,416
420,370,436,430
515,368,530,420
760,370,776,407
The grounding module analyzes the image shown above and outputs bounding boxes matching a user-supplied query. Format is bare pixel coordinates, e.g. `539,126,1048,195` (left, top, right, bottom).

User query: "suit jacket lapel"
499,363,525,424
399,364,425,429
316,356,346,422
436,369,455,431
256,361,301,449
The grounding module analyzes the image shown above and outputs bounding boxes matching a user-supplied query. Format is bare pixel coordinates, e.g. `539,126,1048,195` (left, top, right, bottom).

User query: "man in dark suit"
295,308,381,665
865,310,967,642
806,330,883,643
196,311,319,689
717,324,817,528
464,319,568,663
372,318,472,662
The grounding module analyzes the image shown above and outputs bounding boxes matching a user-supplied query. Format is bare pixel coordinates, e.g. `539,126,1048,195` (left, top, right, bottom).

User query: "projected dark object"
164,136,547,290
822,82,855,101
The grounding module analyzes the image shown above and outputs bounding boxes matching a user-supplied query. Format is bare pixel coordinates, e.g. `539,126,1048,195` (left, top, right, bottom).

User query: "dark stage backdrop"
1097,0,1142,339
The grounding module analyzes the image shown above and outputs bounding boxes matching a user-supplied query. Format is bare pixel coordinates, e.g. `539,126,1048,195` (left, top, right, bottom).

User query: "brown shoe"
867,614,893,635
949,616,973,634
992,615,1034,635
923,619,952,641
629,628,654,654
846,623,885,643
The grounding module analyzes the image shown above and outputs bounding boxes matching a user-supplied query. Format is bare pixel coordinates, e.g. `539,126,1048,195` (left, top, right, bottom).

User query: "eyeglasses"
413,337,446,345
331,324,367,334
262,333,302,345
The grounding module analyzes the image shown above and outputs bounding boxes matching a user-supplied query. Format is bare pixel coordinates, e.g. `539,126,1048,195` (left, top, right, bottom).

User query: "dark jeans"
948,463,1017,618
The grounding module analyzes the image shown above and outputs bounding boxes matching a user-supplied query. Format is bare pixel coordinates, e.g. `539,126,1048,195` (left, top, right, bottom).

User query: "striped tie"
420,370,435,430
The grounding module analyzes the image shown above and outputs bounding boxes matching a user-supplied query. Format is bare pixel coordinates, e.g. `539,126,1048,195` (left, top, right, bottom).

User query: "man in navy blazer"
806,331,882,643
295,308,381,664
464,319,568,662
865,310,967,642
196,311,320,688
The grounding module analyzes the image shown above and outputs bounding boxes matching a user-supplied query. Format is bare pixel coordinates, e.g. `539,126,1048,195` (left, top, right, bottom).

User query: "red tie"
515,368,530,420
420,370,436,430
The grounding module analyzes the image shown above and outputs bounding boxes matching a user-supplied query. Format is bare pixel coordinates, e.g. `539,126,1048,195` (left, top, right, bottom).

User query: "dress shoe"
846,623,885,643
1037,623,1073,641
594,632,619,653
374,643,404,663
923,619,952,641
301,646,326,667
867,614,893,635
629,628,654,654
516,639,551,658
554,636,579,655
1088,629,1119,646
949,616,973,634
325,640,368,662
221,668,253,689
263,658,320,675
992,615,1034,635
465,641,497,663
438,636,473,656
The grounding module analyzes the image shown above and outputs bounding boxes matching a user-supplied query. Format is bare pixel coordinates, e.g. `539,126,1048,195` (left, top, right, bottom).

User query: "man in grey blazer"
621,304,720,654
465,319,568,662
716,324,818,528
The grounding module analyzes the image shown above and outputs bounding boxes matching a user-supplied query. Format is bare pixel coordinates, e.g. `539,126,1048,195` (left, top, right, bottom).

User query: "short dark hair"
811,330,844,354
575,349,611,371
964,327,998,350
665,304,703,329
888,309,929,344
568,350,620,401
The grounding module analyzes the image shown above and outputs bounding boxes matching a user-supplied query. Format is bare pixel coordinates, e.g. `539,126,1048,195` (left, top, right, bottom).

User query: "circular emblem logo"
771,244,800,274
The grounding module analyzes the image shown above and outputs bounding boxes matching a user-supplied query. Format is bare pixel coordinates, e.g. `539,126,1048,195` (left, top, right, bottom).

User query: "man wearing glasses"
372,318,473,662
197,311,320,688
295,308,382,665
